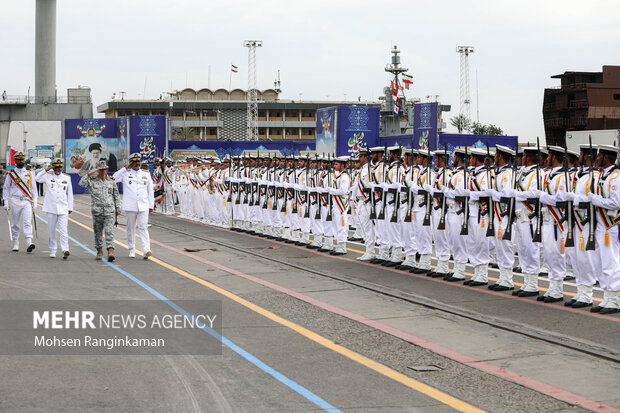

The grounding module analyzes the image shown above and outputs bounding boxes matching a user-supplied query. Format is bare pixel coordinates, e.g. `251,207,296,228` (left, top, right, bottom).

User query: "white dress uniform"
431,166,452,276
570,166,601,306
384,160,406,265
445,166,468,280
465,163,491,284
514,164,543,296
2,165,38,250
491,163,516,288
308,166,325,248
354,162,376,260
35,170,73,256
329,167,351,254
371,159,390,261
412,164,436,272
297,167,312,244
113,167,154,256
400,163,421,269
588,156,620,312
537,164,568,300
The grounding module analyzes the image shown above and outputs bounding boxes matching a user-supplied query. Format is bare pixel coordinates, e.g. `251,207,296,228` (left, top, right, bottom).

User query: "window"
614,94,620,100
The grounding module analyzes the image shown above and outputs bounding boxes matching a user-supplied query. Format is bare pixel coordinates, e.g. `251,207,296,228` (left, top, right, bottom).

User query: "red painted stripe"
69,209,620,412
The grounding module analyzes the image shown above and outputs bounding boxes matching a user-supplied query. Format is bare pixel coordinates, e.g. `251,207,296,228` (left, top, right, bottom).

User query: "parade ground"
1,194,619,413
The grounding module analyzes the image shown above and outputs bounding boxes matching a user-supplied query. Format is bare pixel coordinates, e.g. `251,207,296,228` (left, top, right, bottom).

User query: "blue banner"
167,140,315,161
315,107,336,155
129,115,167,167
413,102,438,150
335,106,379,157
438,134,518,167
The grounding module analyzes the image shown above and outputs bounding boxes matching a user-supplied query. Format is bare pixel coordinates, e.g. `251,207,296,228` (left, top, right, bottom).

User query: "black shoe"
27,244,36,253
317,247,331,252
443,273,453,281
564,275,575,281
544,296,563,303
489,263,499,269
294,241,307,246
539,271,548,277
512,290,523,296
564,299,576,307
432,272,448,278
348,237,363,242
572,301,592,309
513,266,522,273
383,261,400,267
536,295,546,301
493,285,514,291
600,307,620,314
488,284,498,290
306,245,320,249
284,239,296,244
591,305,603,313
410,267,430,274
518,291,539,297
275,237,287,242
468,281,488,287
445,276,466,282
265,235,276,240
398,265,414,271
330,251,346,256
370,258,385,265
463,279,472,285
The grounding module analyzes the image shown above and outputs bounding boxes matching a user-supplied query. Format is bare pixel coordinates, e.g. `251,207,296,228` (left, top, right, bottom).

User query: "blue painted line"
38,214,342,413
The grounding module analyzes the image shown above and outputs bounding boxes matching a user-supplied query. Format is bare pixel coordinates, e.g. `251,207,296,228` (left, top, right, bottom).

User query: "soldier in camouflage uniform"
78,160,121,261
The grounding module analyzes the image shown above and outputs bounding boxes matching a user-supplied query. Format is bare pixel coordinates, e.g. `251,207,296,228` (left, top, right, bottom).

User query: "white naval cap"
335,156,349,163
495,145,515,156
469,148,487,157
579,144,599,152
387,145,401,152
369,146,384,152
598,144,620,155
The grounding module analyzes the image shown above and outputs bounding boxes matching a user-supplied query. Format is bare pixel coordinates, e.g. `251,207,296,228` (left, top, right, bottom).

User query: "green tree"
450,114,471,134
470,122,505,136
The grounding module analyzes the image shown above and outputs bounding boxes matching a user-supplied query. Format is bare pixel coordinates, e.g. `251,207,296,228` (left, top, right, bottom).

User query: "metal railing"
0,95,92,104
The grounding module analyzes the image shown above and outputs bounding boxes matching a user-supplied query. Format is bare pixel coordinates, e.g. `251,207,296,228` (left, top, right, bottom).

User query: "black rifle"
390,146,402,223
378,144,388,220
304,155,311,218
436,147,449,230
314,155,322,220
528,137,543,243
326,154,333,222
235,156,242,205
500,152,519,241
226,152,233,203
368,150,377,220
280,155,290,213
404,138,415,223
578,135,596,250
421,145,432,226
485,142,495,237
458,144,470,235
557,146,575,247
273,160,282,211
291,156,298,214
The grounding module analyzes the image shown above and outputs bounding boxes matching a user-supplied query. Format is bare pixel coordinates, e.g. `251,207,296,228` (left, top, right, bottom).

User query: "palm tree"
450,114,471,134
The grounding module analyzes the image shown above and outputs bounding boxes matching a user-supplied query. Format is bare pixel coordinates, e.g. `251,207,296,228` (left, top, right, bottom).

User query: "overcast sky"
2,0,620,142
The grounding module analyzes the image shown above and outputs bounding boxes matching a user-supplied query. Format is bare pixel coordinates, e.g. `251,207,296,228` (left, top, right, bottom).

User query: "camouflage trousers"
93,213,115,249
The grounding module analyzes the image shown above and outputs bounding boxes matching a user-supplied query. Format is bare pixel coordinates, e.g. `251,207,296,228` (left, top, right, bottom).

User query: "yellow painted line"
66,215,485,413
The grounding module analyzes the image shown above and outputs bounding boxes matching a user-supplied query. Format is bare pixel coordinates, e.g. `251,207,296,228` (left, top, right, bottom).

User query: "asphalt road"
0,195,617,413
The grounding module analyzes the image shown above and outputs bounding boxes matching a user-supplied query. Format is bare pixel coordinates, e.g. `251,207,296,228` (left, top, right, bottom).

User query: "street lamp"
16,121,28,154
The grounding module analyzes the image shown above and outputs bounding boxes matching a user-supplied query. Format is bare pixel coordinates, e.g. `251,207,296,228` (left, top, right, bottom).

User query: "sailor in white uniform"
2,151,37,252
35,158,73,259
113,152,154,259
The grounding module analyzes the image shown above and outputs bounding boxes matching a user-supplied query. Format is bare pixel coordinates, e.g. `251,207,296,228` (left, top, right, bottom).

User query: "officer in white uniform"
35,158,73,259
2,151,37,252
113,153,154,259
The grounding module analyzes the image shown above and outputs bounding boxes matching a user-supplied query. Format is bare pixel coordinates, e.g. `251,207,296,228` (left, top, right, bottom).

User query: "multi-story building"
97,89,380,141
543,65,620,146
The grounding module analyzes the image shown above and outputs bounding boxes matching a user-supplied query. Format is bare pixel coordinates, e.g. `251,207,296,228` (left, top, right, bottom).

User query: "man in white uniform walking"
35,158,73,259
113,153,154,259
3,151,37,252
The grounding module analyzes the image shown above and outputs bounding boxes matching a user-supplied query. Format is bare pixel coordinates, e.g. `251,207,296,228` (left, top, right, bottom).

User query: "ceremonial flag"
393,104,400,115
402,73,413,89
231,64,238,73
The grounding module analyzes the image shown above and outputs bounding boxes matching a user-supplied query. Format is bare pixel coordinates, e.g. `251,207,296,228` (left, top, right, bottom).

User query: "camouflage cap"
96,160,108,169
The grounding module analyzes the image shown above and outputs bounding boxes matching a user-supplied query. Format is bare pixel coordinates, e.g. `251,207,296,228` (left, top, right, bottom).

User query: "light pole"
16,121,28,155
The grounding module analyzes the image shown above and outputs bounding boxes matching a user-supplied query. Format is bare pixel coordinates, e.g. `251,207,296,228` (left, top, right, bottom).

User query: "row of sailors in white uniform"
153,143,620,313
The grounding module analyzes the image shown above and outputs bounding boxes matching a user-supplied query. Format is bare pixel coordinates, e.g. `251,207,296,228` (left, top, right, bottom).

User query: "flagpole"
229,62,232,92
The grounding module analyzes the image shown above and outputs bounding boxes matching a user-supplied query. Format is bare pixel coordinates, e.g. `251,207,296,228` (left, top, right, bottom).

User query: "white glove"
3,203,8,213
506,188,517,198
531,189,544,198
461,189,471,197
561,192,575,202
422,183,433,193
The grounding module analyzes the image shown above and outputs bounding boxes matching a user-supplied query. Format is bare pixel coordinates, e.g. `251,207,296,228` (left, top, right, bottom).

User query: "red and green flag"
231,64,238,73
402,73,413,89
